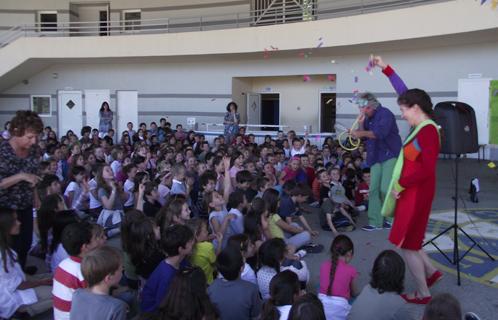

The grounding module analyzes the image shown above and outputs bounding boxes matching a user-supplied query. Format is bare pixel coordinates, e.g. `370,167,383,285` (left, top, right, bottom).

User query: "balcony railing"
0,0,451,48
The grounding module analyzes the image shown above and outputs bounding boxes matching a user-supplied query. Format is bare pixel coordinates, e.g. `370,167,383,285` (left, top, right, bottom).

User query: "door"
99,9,109,36
246,93,261,127
458,78,491,145
58,90,83,138
84,89,111,131
116,91,138,138
320,93,336,132
260,93,280,131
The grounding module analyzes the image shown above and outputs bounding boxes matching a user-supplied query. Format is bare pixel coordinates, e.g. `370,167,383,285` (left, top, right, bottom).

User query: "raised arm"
373,56,408,96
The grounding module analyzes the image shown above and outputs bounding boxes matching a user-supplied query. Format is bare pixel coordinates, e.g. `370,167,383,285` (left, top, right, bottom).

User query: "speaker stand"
423,155,495,286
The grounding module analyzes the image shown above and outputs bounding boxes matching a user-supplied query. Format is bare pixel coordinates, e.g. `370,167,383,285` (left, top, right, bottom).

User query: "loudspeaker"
433,101,479,155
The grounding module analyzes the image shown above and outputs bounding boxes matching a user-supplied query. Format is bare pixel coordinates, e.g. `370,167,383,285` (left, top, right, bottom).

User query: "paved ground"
302,158,498,319
31,158,498,319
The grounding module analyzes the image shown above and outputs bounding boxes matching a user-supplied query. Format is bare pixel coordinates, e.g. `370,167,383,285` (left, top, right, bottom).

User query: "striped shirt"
52,256,87,320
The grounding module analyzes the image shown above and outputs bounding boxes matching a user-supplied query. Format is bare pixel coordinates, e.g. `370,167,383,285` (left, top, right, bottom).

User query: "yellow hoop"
337,117,361,151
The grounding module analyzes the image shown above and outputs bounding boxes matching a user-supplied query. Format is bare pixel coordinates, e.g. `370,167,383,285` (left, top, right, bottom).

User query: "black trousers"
12,207,33,269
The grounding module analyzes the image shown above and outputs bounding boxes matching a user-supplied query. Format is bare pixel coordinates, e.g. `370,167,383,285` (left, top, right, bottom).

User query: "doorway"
99,10,109,35
260,93,280,131
320,93,336,132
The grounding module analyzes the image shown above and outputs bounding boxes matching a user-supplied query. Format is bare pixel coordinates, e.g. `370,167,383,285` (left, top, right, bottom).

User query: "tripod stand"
423,155,495,285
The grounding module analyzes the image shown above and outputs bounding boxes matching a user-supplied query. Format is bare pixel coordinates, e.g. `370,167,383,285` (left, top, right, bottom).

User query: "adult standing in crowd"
378,56,442,304
0,110,43,268
99,101,113,138
223,101,240,145
351,92,401,231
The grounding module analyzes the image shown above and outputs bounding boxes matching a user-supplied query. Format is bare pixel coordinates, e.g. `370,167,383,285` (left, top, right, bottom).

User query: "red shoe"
401,293,432,305
426,270,443,288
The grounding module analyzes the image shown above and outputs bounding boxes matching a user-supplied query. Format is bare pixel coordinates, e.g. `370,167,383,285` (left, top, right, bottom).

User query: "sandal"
401,292,432,305
426,270,443,288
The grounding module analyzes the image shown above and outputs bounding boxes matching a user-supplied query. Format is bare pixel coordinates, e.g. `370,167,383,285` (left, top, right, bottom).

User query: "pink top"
319,259,358,299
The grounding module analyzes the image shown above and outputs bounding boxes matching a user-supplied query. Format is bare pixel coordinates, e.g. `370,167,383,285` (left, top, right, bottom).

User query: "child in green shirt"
187,218,222,284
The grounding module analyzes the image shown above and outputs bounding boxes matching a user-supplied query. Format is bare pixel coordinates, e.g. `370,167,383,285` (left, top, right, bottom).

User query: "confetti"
326,99,333,104
303,75,311,82
365,54,375,75
211,98,216,101
488,162,496,169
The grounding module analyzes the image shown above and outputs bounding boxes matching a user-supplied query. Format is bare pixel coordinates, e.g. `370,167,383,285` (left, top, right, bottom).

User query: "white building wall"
1,39,497,139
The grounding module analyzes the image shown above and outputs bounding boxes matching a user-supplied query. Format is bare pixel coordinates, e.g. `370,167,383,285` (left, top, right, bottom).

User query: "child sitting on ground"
188,218,222,284
226,234,257,285
0,210,53,320
328,168,357,229
319,235,360,320
70,246,127,320
226,190,248,239
53,221,104,320
208,247,262,320
140,224,194,313
354,168,370,211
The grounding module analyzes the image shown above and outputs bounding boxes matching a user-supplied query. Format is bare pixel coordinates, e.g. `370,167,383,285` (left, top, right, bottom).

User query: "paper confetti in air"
365,54,375,75
303,75,311,82
326,99,333,104
488,162,496,169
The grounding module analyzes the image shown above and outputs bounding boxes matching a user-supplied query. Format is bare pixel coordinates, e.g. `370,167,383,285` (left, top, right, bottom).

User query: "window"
31,95,52,117
123,10,141,31
38,11,58,32
252,0,316,25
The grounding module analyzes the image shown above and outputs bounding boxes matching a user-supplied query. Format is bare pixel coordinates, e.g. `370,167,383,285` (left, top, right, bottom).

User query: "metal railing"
0,0,450,48
201,123,290,132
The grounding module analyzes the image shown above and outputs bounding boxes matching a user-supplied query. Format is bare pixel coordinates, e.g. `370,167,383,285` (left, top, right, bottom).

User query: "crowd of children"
0,112,480,320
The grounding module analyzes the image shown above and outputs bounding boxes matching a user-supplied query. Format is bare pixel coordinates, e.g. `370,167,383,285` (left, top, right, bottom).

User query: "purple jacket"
362,65,407,167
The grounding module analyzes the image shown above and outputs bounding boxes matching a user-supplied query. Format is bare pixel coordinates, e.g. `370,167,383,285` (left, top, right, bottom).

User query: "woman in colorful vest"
375,56,443,305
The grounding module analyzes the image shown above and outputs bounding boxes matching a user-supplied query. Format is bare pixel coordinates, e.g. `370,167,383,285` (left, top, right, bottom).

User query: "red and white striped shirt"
52,256,87,320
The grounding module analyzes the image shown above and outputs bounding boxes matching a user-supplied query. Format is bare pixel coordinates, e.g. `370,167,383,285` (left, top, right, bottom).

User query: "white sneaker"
295,249,307,259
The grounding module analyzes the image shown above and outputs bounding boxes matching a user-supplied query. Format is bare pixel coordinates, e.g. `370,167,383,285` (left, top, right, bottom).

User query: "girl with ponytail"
318,235,360,320
261,270,301,320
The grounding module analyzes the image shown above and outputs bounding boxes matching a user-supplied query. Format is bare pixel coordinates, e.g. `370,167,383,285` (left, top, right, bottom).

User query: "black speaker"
433,101,479,155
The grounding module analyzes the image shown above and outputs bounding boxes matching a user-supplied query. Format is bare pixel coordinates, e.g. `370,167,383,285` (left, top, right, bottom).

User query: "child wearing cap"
327,168,357,232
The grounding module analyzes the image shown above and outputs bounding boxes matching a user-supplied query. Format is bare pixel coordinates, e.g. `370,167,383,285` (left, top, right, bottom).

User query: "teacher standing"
223,101,240,145
0,110,43,268
377,56,442,305
99,101,113,137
